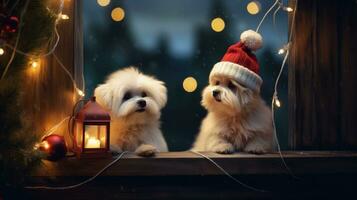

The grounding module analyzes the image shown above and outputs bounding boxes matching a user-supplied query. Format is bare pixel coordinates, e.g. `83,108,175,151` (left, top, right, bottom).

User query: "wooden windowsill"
32,151,357,177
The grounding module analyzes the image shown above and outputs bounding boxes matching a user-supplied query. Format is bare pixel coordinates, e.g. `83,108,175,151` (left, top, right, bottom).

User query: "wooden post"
23,0,82,145
289,0,357,150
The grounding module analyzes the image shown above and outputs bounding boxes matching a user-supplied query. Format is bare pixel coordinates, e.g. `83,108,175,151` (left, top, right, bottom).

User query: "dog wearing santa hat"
192,30,275,154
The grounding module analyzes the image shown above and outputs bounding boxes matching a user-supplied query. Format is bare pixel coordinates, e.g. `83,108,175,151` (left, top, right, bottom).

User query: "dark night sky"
84,0,288,58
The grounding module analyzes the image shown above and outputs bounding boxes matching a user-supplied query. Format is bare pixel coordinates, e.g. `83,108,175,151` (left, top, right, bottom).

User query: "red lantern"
74,96,110,158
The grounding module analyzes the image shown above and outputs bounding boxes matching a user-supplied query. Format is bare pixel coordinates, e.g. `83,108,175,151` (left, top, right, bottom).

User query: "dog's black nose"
137,100,146,108
212,90,220,97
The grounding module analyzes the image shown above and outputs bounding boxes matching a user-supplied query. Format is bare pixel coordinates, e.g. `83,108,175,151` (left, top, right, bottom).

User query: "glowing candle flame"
86,137,101,148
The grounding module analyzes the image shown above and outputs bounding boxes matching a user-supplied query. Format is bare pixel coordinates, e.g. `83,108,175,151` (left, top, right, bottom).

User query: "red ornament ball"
40,134,67,161
2,16,19,33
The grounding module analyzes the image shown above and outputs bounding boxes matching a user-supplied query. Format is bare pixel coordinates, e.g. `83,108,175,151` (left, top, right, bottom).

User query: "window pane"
83,0,288,150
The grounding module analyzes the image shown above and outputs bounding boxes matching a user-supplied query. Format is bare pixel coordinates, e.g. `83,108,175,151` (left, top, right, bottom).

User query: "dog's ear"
94,83,113,109
151,80,167,109
240,87,254,105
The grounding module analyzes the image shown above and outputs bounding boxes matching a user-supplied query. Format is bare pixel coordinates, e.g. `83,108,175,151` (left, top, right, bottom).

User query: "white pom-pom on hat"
240,29,263,51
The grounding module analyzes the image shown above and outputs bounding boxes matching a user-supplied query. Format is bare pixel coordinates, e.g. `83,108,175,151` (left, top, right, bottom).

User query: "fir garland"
0,0,57,191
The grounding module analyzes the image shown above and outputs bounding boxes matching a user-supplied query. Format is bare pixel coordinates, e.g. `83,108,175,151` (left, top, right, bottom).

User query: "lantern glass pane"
84,125,107,149
75,122,83,148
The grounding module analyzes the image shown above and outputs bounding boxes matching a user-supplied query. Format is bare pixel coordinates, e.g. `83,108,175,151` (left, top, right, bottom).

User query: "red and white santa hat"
209,29,263,93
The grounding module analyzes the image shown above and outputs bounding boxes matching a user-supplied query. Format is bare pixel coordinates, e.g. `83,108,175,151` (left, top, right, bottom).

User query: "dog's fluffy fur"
192,75,274,154
94,67,168,156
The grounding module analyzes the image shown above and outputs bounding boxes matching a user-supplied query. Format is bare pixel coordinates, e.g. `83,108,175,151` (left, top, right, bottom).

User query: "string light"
60,14,69,20
274,96,281,107
76,88,85,97
282,6,293,12
1,0,86,151
269,0,299,179
30,58,40,69
278,48,285,55
0,0,86,162
31,61,38,68
33,141,50,150
278,42,291,55
277,1,294,13
42,141,50,150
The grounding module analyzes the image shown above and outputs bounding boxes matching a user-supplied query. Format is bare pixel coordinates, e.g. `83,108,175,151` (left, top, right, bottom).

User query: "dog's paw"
135,144,158,157
212,143,234,154
244,145,267,154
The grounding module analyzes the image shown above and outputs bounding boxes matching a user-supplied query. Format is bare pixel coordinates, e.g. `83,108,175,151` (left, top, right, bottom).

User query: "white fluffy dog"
192,76,274,154
94,67,168,156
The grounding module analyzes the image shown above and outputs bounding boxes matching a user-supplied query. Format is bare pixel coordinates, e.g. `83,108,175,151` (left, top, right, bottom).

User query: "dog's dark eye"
228,82,236,90
123,92,132,101
141,92,147,97
215,81,220,85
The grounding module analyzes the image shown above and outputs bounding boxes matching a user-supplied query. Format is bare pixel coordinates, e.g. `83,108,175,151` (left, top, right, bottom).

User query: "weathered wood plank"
31,151,357,177
24,174,357,200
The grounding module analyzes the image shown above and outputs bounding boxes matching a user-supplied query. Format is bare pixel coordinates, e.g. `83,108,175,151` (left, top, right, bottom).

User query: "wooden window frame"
31,0,357,179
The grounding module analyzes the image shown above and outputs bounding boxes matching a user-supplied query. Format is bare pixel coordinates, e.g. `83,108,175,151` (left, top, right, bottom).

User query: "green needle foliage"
0,0,56,191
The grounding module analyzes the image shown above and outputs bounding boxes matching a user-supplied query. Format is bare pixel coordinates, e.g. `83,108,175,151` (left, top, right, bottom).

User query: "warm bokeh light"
85,137,101,148
97,0,110,7
27,58,41,75
31,60,39,68
278,48,285,55
283,7,293,12
211,17,225,32
60,14,69,20
0,48,4,55
247,1,261,15
275,98,281,107
77,88,85,97
42,141,50,150
183,77,198,93
111,7,125,22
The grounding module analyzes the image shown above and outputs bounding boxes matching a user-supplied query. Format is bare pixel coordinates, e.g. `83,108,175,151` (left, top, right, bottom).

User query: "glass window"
83,0,288,150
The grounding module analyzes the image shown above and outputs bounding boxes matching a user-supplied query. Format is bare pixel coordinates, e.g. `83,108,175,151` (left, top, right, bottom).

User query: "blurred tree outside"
83,0,288,150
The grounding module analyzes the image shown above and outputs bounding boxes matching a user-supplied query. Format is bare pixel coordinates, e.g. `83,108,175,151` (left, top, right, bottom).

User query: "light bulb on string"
0,48,4,56
278,42,291,55
30,58,41,69
32,62,38,68
60,14,69,20
277,1,293,13
278,48,285,55
274,97,281,108
76,88,85,97
283,6,293,12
